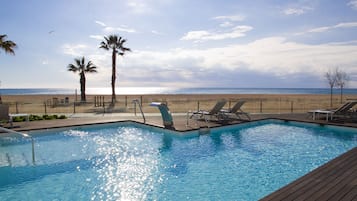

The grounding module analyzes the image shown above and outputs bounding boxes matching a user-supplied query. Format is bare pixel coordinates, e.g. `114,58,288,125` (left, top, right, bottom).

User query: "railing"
0,127,35,165
132,99,146,123
2,94,357,115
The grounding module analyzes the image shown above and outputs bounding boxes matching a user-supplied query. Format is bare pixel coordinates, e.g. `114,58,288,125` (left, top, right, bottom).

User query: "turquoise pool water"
1,120,357,200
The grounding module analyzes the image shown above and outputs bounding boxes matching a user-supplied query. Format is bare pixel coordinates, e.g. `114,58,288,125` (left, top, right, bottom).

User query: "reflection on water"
89,127,163,200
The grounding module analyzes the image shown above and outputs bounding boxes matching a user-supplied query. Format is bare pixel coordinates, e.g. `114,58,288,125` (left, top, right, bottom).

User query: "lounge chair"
309,101,357,121
221,100,251,121
189,99,227,123
150,102,175,130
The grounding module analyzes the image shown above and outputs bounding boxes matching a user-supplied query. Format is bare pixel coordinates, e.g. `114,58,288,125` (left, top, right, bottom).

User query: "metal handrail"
0,127,35,165
132,99,146,123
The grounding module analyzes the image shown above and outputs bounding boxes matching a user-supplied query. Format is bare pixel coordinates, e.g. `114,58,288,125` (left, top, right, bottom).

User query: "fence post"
291,101,294,113
260,100,263,113
15,102,19,114
197,101,200,111
73,102,76,114
103,101,105,113
125,96,127,107
44,102,47,114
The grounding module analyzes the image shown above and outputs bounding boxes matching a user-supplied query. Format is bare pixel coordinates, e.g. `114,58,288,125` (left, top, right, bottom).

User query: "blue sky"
1,0,357,89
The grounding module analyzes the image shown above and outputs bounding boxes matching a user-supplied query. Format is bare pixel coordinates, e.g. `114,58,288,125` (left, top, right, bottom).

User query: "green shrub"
11,114,66,122
58,115,67,119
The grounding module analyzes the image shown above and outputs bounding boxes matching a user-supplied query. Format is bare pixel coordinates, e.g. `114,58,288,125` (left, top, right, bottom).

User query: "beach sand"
2,93,357,114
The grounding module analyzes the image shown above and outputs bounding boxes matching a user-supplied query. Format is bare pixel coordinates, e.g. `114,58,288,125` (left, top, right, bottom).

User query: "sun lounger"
309,101,357,121
189,99,227,123
221,100,251,121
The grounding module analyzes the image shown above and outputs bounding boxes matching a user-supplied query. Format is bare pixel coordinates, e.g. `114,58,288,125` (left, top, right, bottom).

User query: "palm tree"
0,34,17,55
68,57,98,102
100,35,131,104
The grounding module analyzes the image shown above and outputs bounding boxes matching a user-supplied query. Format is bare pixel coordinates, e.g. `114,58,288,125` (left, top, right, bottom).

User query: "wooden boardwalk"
261,147,357,201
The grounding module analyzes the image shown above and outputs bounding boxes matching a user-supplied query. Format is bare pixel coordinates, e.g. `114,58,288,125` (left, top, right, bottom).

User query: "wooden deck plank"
326,176,357,201
261,148,357,200
339,185,357,201
261,147,357,201
296,154,357,200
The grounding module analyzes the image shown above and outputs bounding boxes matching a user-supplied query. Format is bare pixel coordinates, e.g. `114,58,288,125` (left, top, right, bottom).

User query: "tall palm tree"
100,34,131,104
68,57,98,102
0,34,17,55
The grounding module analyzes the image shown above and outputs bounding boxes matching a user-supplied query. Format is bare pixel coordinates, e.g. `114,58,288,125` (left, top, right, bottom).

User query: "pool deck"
2,112,357,200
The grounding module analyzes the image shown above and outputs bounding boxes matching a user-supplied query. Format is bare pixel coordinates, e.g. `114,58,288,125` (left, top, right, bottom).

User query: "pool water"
1,120,357,200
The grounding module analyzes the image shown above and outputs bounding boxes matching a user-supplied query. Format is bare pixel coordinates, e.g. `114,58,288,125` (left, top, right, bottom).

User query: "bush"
15,114,67,122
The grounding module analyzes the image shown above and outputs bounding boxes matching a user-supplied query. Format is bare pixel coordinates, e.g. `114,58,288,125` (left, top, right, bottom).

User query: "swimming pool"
1,120,357,200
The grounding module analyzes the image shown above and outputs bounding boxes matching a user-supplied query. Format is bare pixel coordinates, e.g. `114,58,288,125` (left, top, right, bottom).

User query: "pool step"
0,153,10,167
0,152,33,167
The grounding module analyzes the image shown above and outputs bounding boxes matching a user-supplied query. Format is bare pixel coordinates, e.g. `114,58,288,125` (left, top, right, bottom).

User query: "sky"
1,0,357,89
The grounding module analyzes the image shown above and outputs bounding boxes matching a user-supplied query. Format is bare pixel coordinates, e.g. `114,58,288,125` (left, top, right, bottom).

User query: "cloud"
181,25,253,41
95,20,137,34
348,0,357,10
213,15,246,22
103,26,136,33
151,30,164,35
296,21,357,35
219,21,234,28
113,37,357,87
283,6,312,16
127,0,153,14
62,44,90,57
95,20,106,27
89,35,104,40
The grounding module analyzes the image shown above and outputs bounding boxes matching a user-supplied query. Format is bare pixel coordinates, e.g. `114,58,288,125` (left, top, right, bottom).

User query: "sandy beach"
2,93,357,114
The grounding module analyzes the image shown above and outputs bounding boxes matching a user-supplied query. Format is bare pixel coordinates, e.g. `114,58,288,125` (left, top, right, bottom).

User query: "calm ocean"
1,87,357,95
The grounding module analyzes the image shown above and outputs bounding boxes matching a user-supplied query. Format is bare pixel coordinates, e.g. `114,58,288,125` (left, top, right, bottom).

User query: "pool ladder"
0,127,36,165
132,99,146,123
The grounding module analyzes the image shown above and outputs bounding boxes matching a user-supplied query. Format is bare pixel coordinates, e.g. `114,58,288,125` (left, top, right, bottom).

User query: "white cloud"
89,35,104,40
119,37,357,85
283,7,312,16
103,26,136,33
213,15,246,22
95,20,106,27
94,20,137,34
181,25,253,41
151,30,164,35
62,44,90,57
126,0,155,14
296,21,357,35
219,21,234,28
348,0,357,10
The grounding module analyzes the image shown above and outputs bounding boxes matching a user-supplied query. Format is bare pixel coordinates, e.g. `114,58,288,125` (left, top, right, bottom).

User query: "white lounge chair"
309,101,357,121
189,99,227,123
221,100,251,121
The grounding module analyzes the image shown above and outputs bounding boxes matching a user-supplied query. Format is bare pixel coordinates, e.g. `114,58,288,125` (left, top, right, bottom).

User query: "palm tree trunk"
80,73,86,102
111,49,116,104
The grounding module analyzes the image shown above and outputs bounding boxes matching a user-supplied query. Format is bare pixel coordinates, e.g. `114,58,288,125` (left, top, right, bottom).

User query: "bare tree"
325,70,337,108
335,68,349,104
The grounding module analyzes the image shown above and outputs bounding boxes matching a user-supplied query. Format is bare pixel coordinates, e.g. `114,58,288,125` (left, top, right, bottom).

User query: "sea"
0,87,357,95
